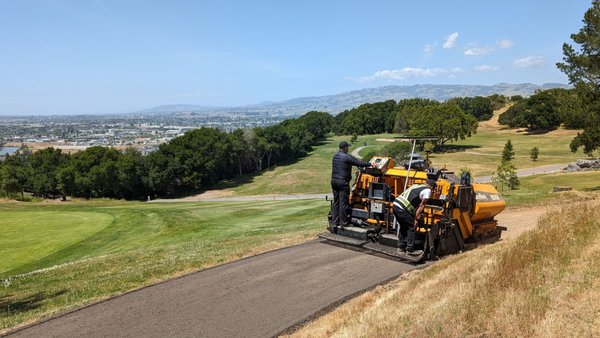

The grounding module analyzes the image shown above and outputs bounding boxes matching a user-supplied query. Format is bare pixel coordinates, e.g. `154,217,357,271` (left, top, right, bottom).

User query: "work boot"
406,248,423,256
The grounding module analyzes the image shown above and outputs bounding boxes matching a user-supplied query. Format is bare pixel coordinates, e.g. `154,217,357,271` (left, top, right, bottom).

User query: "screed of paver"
7,241,414,338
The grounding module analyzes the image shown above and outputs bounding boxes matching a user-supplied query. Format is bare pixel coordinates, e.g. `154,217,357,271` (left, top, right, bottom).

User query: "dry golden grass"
287,200,600,338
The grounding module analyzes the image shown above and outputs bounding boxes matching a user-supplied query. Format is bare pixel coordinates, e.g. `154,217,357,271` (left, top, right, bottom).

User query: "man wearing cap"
330,141,372,229
392,178,436,254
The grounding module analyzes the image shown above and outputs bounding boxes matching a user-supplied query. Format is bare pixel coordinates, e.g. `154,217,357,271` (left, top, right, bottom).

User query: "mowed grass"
205,116,583,197
221,134,388,196
0,211,113,274
431,106,584,176
431,128,582,176
501,170,600,207
0,199,329,331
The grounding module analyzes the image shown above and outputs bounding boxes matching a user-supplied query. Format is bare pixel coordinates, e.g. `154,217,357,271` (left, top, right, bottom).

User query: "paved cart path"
473,163,567,183
350,146,366,158
7,241,417,338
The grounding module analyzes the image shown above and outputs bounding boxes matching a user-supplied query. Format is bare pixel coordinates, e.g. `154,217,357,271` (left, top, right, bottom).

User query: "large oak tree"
557,0,600,156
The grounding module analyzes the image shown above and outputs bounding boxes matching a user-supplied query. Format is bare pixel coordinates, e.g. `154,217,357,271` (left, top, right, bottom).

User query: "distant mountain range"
136,83,569,116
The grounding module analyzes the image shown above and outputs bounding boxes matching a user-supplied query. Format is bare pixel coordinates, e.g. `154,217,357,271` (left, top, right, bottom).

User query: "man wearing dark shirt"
330,141,372,228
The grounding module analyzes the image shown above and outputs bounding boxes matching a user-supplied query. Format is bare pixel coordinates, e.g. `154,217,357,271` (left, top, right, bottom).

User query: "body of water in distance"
0,147,19,156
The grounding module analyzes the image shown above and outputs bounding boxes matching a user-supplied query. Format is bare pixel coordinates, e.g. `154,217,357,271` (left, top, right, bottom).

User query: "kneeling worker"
392,179,436,254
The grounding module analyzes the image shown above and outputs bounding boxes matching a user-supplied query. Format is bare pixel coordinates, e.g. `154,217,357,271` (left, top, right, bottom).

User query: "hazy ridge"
137,83,569,116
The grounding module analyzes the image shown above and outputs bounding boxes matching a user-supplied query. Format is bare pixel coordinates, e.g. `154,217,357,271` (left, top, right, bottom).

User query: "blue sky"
0,0,592,115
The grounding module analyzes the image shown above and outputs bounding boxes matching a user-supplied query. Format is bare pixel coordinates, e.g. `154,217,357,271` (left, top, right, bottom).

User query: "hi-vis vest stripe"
393,184,428,213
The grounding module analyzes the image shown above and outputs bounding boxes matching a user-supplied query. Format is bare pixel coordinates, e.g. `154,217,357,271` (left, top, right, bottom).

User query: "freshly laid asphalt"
7,241,417,338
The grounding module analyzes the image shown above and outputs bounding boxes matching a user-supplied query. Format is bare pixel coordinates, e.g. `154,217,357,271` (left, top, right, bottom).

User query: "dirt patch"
182,190,235,200
277,172,306,186
497,207,547,240
478,105,509,131
5,142,137,154
498,196,599,240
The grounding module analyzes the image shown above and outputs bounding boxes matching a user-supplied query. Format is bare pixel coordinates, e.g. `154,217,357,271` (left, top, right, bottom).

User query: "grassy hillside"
430,128,581,176
200,111,582,197
289,200,600,337
210,134,387,196
430,106,582,175
502,171,600,206
0,199,329,331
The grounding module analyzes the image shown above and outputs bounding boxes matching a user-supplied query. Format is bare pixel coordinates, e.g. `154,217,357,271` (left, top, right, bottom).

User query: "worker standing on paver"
330,141,372,230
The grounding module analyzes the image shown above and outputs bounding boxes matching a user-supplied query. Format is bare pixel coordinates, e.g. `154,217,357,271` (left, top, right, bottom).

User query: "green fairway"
0,199,329,279
207,127,582,196
430,128,582,176
0,199,329,331
0,211,113,274
220,134,388,196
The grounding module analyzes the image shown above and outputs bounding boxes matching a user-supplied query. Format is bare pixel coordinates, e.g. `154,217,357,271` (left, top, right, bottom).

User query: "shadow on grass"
434,144,481,153
524,128,556,135
583,186,600,192
0,290,68,314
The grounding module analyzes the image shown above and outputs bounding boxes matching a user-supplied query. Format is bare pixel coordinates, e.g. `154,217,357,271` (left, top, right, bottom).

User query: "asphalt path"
7,241,418,338
350,146,366,158
473,163,567,183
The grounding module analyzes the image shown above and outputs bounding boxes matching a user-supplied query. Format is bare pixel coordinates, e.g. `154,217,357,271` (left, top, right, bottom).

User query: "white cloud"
475,65,499,72
424,43,435,53
443,32,459,49
464,46,495,56
497,39,514,49
513,56,545,67
350,67,464,83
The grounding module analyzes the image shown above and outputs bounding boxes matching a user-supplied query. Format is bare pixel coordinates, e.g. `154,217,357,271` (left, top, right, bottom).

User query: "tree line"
498,1,600,157
334,96,498,146
0,96,494,200
0,84,592,200
0,111,333,200
498,88,586,132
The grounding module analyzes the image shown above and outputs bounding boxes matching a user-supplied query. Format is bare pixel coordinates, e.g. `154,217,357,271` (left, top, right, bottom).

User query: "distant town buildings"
0,112,292,153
